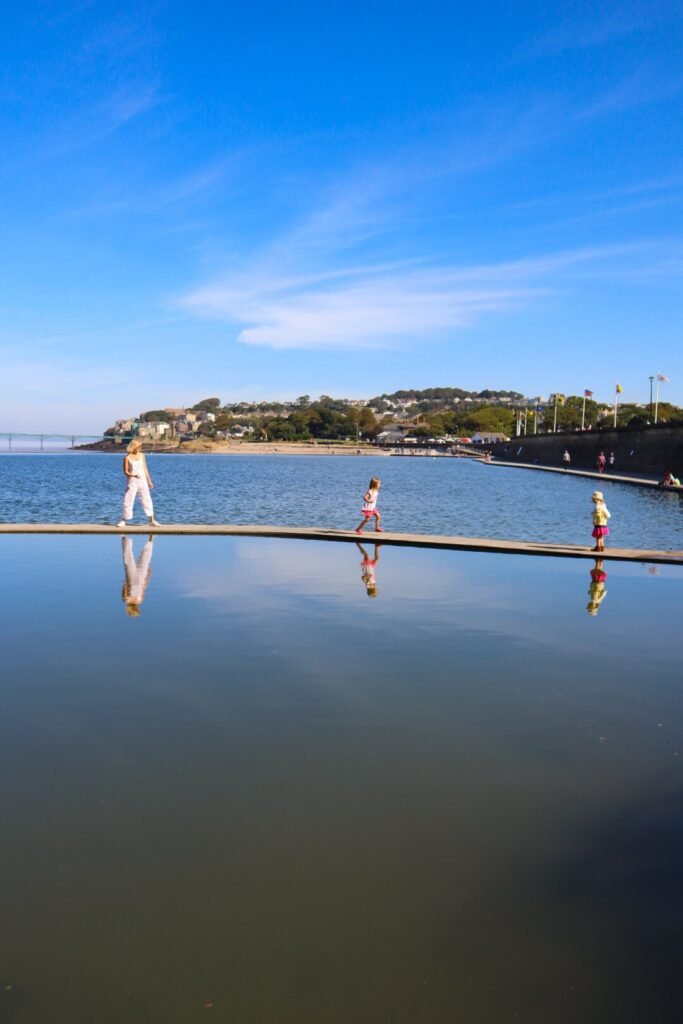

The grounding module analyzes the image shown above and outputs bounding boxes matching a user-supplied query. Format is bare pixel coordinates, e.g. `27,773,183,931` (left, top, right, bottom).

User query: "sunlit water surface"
1,534,682,1023
1,453,682,549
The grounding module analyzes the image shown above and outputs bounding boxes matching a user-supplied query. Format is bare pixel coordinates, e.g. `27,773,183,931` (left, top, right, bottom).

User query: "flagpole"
553,395,558,433
655,373,660,424
581,394,586,431
613,387,618,429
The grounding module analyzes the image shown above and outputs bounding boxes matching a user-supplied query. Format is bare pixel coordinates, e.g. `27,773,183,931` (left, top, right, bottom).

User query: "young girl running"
591,490,610,552
117,439,159,527
355,477,382,534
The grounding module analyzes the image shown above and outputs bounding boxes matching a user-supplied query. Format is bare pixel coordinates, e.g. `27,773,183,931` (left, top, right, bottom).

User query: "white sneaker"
117,520,126,528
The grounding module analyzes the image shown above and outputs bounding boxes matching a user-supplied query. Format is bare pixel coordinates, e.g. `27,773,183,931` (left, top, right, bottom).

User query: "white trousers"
122,477,154,520
122,537,153,601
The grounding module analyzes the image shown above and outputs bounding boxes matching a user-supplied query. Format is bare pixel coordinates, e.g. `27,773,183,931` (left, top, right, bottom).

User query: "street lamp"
649,375,654,423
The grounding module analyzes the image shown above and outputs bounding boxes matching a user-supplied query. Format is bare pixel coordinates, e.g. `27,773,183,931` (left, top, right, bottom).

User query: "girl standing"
591,490,610,552
586,559,608,616
117,439,159,527
355,477,382,534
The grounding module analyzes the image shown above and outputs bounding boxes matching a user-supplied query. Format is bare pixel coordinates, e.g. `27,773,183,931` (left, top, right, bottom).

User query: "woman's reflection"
356,541,381,598
586,558,608,616
121,535,154,617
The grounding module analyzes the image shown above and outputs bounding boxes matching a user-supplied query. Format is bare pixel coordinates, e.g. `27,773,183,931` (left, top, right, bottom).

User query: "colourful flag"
557,393,565,405
658,373,669,382
615,384,623,393
584,389,593,397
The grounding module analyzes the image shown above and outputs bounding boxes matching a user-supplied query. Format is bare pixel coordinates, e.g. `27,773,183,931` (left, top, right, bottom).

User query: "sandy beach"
82,439,388,456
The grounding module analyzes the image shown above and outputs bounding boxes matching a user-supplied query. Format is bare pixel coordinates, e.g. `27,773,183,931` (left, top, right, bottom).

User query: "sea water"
0,535,682,1023
1,452,682,548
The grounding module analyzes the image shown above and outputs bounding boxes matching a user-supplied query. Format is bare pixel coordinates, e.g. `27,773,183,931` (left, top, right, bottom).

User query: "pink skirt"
361,508,379,517
592,526,610,537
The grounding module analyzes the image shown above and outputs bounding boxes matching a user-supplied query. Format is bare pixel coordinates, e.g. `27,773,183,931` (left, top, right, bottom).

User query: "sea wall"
491,425,683,476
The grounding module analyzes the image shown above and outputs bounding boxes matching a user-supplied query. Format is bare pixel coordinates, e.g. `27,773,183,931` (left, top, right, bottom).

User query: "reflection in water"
587,558,608,616
356,541,382,598
121,535,154,616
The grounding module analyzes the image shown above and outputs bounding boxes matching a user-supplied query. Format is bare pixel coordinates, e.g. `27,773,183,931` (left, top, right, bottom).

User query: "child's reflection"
586,558,608,616
356,541,381,598
121,535,154,617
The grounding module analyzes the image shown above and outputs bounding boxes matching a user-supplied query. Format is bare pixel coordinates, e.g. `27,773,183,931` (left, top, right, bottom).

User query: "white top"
362,489,378,512
127,454,144,478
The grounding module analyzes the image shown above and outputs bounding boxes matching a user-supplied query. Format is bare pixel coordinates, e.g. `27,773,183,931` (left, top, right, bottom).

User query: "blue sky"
1,0,682,432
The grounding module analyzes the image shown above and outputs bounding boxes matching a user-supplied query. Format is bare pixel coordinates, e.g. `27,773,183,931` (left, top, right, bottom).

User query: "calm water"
1,452,682,548
1,534,682,1023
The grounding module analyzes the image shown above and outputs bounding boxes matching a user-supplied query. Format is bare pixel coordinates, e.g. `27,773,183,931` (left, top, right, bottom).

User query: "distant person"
355,477,382,534
586,559,608,616
121,535,154,617
596,451,606,473
660,470,681,487
591,490,611,552
608,451,615,469
117,439,159,527
562,449,571,469
356,541,381,598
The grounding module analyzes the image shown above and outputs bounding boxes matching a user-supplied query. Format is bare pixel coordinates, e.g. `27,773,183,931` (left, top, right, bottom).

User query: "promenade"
1,522,681,564
486,460,681,490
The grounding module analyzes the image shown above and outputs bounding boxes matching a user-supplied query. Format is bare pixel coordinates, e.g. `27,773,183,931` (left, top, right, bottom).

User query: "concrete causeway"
1,522,682,564
485,459,683,491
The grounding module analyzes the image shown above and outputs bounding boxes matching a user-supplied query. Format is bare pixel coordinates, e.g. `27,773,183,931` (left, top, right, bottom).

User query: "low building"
376,428,407,443
471,432,509,444
138,421,171,439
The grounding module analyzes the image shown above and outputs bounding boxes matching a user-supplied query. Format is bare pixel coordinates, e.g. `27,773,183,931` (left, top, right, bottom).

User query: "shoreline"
77,440,389,456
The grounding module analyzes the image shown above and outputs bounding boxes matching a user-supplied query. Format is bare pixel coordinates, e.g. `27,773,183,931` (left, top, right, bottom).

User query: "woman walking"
117,439,159,527
121,535,154,616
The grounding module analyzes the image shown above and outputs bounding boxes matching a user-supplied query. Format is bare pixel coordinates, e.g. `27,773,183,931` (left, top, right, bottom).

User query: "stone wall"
491,425,683,476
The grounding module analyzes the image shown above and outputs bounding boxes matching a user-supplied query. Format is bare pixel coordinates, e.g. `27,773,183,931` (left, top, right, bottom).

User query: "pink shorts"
592,526,609,538
361,508,379,518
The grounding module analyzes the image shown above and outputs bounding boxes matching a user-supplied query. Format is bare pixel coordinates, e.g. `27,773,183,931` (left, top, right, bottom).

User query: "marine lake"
1,452,683,548
1,455,683,1021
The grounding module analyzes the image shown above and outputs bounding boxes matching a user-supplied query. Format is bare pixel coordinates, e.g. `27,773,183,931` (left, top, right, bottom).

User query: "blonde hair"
127,439,142,454
368,477,381,490
122,584,141,615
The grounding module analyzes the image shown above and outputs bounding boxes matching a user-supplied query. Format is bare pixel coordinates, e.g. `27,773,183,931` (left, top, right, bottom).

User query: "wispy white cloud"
506,175,683,212
54,84,160,152
173,63,683,353
529,4,668,55
575,68,683,122
177,243,646,351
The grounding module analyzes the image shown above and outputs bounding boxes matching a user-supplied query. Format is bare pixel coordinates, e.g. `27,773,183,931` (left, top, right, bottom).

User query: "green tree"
461,406,515,435
140,410,171,423
214,411,233,431
192,397,221,411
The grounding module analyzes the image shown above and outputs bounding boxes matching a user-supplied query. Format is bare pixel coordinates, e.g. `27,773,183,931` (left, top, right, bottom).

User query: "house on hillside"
113,418,139,439
396,413,430,429
138,421,171,440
